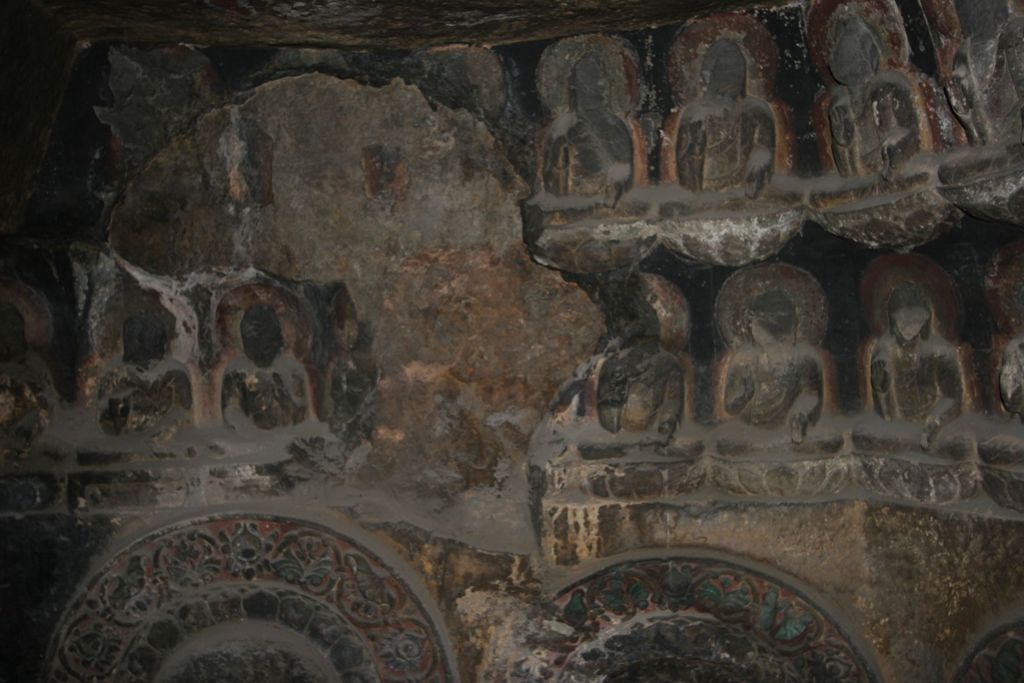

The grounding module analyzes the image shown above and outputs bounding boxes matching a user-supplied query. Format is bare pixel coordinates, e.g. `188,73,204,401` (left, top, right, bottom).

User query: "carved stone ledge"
67,469,199,512
524,178,994,272
979,465,1024,513
534,403,1004,512
939,153,1024,225
525,192,808,271
537,501,665,565
856,455,980,506
0,473,60,513
524,153,1024,271
536,443,989,508
540,445,706,501
809,182,959,250
524,198,655,274
533,470,1021,568
656,203,806,268
61,453,314,513
708,453,853,498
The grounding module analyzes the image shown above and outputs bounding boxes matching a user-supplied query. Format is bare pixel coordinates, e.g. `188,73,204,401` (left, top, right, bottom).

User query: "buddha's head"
701,38,747,101
122,312,169,368
570,52,613,116
887,281,931,344
749,289,797,347
829,14,882,87
241,303,284,368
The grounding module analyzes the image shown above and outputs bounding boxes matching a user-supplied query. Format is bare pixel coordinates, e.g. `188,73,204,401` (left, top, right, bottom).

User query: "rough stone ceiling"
34,0,781,48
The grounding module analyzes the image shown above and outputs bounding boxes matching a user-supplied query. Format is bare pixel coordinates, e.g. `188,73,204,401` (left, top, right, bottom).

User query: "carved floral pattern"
548,558,875,682
46,516,450,682
957,622,1024,683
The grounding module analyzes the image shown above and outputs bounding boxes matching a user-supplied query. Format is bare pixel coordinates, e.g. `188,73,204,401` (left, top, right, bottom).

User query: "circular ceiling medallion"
45,515,452,682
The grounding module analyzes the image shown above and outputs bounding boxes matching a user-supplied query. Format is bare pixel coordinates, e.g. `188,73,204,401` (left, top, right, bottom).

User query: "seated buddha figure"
596,338,686,442
713,264,836,455
999,293,1024,424
675,38,775,201
325,286,375,443
945,41,991,148
805,6,955,249
947,13,1024,150
542,51,635,204
938,11,1024,223
861,282,967,453
0,300,53,457
998,16,1024,141
651,16,805,266
221,303,310,431
547,274,692,458
722,292,822,438
825,15,921,185
978,249,1024,465
524,36,649,275
97,311,192,437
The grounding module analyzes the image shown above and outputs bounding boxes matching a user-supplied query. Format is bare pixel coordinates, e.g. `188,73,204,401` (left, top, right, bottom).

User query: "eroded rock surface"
109,74,525,311
105,71,603,537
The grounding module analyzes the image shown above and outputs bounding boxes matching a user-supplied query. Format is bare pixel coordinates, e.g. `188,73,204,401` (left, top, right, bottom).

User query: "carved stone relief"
530,248,1015,564
854,253,975,457
713,263,838,455
14,17,1024,683
806,0,958,248
214,283,316,431
987,242,1024,426
0,279,55,463
80,266,195,441
524,34,649,274
536,36,641,206
518,5,1024,275
956,620,1024,682
324,285,376,446
658,14,804,265
511,12,1024,558
45,515,452,682
666,36,775,197
936,0,1024,224
978,240,1024,511
0,251,378,486
540,558,877,682
524,16,803,272
545,273,692,457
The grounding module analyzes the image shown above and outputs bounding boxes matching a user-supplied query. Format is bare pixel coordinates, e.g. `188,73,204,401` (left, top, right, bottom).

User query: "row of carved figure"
525,0,1024,271
0,261,373,458
10,244,1024,463
551,242,1024,460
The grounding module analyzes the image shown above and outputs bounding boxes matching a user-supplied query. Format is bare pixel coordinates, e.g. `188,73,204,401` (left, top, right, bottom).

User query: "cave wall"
5,1,1024,681
0,0,76,234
